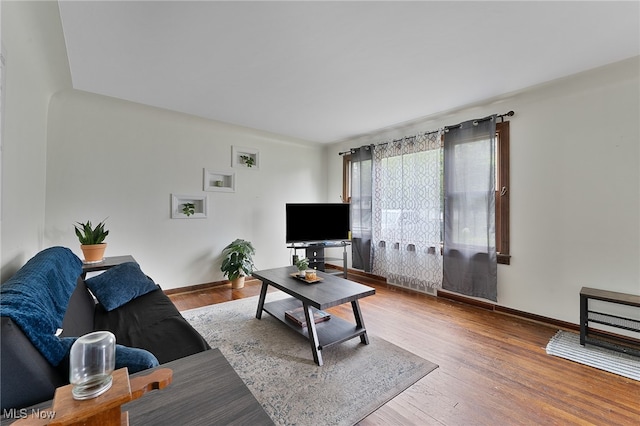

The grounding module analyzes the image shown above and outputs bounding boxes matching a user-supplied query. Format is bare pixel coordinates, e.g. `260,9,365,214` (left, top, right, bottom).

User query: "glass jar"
69,331,116,400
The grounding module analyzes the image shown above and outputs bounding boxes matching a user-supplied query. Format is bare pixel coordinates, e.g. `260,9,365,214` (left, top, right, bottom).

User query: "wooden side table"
81,255,136,278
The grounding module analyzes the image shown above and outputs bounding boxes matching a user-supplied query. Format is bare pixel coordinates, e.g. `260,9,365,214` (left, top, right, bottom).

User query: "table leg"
303,303,323,366
579,293,588,346
255,282,269,319
351,300,369,345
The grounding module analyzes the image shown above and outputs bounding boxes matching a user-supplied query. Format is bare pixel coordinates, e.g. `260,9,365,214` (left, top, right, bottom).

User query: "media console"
287,241,350,279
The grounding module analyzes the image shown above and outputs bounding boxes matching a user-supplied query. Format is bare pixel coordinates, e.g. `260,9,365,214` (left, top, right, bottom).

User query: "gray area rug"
182,292,438,425
546,330,640,381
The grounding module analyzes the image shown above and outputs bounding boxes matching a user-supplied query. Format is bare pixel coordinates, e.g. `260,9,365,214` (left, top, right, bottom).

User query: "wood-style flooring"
167,274,640,425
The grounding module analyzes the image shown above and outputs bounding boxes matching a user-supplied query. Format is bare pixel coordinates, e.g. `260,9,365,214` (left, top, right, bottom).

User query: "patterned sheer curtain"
371,132,443,291
442,116,497,301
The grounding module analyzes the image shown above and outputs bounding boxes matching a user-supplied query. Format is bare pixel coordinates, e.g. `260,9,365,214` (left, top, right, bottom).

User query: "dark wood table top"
125,349,273,425
2,349,272,425
253,266,375,310
81,255,136,273
580,286,640,307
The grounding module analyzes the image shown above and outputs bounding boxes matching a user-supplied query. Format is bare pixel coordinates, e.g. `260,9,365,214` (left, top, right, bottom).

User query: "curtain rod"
338,110,515,156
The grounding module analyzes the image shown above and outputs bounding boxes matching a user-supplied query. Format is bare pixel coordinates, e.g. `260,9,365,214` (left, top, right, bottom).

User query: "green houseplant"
294,257,309,277
220,239,255,289
240,155,255,168
74,219,109,263
182,202,195,217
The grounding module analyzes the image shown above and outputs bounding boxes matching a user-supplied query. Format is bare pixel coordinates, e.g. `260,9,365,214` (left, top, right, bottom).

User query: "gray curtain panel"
443,116,498,301
350,146,373,271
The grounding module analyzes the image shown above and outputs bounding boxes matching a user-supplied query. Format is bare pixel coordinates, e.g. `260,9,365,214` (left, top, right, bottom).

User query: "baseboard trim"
345,268,579,332
331,265,386,282
163,276,260,295
494,305,578,331
166,267,579,332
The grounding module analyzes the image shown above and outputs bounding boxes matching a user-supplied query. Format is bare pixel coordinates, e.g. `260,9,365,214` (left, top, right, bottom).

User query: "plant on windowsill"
220,239,256,289
294,257,309,277
74,219,109,264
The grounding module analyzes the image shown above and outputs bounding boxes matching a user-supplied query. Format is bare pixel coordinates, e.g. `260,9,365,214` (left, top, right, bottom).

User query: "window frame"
342,154,352,203
495,121,510,264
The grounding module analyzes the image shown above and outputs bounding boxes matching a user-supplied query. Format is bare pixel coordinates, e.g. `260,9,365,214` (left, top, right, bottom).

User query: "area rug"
546,330,640,381
182,292,438,425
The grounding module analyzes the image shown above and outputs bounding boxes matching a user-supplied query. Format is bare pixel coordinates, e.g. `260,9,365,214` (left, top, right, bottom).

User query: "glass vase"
69,331,116,400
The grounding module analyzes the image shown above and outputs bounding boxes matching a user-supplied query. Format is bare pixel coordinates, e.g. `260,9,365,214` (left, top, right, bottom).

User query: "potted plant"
220,239,255,289
240,155,255,168
294,257,309,277
74,219,109,263
182,202,195,216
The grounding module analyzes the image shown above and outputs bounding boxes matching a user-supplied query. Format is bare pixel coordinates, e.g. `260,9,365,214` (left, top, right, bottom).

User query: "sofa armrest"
0,317,66,411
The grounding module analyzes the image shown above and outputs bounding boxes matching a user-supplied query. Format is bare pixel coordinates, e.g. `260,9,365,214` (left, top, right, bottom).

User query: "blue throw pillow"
115,344,159,373
85,262,158,311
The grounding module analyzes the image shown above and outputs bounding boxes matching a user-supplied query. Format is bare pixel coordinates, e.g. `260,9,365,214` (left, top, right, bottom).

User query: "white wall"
0,0,71,281
45,90,326,289
328,56,640,324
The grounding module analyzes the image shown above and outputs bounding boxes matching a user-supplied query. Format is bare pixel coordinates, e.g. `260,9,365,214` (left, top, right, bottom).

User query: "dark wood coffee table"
254,266,376,366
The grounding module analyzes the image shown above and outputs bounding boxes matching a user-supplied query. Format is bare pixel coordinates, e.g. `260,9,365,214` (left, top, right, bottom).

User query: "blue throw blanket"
0,247,82,366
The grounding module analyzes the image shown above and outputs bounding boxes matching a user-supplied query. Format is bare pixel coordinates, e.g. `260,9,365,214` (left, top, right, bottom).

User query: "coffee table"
254,266,376,366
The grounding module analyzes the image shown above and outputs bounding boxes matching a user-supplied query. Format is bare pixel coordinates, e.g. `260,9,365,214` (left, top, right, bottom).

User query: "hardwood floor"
167,275,640,426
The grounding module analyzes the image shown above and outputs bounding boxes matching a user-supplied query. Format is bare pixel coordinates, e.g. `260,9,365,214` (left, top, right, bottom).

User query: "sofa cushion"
85,262,158,311
94,288,210,364
60,279,97,338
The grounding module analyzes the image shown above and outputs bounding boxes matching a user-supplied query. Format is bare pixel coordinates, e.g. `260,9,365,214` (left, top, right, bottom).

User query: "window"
342,120,511,264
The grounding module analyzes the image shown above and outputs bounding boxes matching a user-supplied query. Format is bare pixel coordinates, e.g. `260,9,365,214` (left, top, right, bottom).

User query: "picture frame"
203,169,235,192
171,194,207,219
232,146,260,169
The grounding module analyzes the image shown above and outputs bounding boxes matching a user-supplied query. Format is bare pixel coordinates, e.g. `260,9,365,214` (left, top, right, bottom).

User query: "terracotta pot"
80,243,107,263
231,276,245,289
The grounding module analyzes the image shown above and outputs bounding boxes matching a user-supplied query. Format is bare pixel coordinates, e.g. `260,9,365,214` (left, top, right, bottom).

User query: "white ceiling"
58,1,639,143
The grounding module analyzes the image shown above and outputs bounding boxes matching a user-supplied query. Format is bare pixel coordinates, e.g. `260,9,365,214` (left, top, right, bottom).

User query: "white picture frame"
232,146,260,169
203,169,235,192
171,194,207,219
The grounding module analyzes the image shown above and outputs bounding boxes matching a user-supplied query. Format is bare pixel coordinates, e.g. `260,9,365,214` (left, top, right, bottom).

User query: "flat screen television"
286,203,350,243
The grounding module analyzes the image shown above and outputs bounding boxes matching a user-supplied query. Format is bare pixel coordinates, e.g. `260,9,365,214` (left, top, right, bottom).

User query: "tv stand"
287,241,350,279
